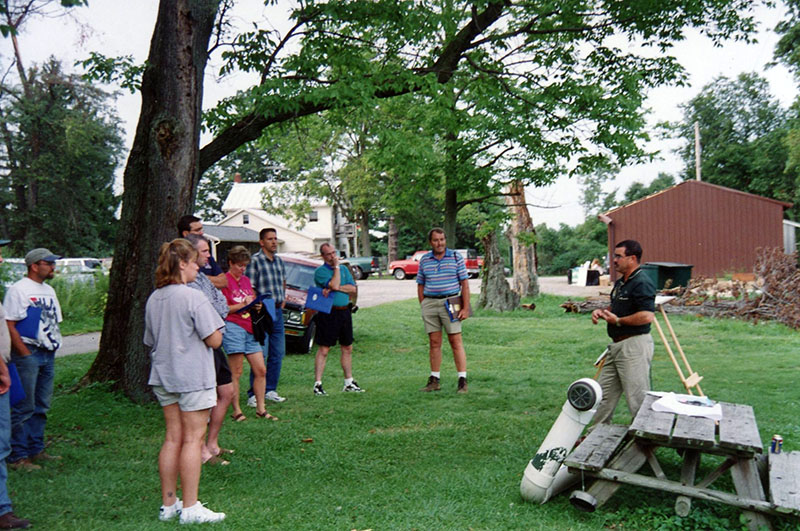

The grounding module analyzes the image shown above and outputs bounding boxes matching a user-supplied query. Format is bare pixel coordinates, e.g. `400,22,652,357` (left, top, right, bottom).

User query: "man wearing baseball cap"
3,247,63,475
0,239,32,527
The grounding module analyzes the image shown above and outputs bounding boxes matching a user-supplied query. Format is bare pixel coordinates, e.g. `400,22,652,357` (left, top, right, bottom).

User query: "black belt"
425,292,459,299
332,305,350,310
612,333,644,343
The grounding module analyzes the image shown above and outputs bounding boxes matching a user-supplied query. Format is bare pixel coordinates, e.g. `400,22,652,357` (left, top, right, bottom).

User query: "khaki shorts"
421,297,462,335
152,386,217,412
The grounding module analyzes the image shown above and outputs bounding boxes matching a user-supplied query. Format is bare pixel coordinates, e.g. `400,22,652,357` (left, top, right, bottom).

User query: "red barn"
600,180,792,279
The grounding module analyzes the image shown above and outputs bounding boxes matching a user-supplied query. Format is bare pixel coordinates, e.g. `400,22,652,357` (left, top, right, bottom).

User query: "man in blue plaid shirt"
245,228,288,404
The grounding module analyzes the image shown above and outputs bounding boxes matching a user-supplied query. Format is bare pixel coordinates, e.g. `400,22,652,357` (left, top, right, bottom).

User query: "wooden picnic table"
564,394,800,530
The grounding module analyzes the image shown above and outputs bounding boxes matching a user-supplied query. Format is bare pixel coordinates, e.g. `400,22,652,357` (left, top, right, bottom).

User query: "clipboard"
444,295,472,322
262,297,276,321
236,293,270,314
16,306,42,340
305,286,334,314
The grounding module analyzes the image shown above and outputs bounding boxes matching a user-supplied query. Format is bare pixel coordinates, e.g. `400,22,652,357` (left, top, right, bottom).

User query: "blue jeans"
0,388,13,515
249,310,286,396
9,347,55,462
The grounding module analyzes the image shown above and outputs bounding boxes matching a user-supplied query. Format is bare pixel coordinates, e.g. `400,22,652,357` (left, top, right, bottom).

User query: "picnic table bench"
564,394,800,530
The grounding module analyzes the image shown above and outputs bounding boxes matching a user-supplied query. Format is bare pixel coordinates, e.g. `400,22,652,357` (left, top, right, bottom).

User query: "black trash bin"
640,262,693,289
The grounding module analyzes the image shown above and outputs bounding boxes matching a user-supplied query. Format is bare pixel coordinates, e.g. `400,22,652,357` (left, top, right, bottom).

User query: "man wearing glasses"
4,248,64,471
312,243,363,395
591,240,655,425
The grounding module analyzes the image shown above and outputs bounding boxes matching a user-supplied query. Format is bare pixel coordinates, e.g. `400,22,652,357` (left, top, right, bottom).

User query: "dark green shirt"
607,267,655,340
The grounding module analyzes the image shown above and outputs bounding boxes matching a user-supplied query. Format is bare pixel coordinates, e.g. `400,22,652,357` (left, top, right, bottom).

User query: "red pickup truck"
455,248,482,278
388,251,427,280
389,249,482,280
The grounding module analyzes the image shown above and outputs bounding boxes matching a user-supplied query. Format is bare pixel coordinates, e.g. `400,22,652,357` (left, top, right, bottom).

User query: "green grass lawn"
10,295,799,530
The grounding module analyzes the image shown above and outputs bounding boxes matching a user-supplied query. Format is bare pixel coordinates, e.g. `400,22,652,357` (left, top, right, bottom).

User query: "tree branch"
199,0,509,173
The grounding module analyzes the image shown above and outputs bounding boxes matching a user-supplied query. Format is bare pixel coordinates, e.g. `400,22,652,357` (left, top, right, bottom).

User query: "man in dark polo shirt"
591,239,655,424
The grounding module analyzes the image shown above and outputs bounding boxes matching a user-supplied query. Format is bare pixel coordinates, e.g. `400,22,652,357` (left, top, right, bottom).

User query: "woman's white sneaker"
159,499,182,521
179,501,225,524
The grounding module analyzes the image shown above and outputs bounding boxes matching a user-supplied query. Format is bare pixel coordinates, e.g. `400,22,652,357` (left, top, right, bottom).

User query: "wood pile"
560,248,800,330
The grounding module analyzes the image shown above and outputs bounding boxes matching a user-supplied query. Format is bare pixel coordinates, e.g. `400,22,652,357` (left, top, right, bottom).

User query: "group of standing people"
0,214,656,528
144,218,296,523
142,220,480,524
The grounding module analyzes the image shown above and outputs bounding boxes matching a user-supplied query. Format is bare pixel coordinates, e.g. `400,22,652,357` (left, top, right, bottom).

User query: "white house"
217,181,354,254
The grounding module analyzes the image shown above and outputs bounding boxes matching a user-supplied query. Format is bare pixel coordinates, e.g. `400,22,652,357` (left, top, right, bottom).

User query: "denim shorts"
223,321,262,354
152,386,217,411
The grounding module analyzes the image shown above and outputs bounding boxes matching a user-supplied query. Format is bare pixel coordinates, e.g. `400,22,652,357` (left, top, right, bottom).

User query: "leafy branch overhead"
200,0,756,178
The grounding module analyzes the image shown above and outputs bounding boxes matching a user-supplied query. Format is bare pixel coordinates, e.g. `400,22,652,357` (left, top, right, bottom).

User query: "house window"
309,210,318,222
243,214,249,224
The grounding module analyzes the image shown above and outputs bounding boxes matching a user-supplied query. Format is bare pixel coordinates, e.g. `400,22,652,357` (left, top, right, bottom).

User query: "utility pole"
694,122,702,181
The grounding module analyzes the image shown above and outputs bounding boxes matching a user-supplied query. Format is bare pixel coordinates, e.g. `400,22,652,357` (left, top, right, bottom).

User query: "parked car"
340,252,379,280
281,253,358,354
0,258,27,292
455,249,482,278
388,250,428,280
55,257,103,284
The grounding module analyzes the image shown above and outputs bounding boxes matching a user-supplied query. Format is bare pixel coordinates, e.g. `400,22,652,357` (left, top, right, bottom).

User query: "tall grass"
46,274,108,335
7,294,800,530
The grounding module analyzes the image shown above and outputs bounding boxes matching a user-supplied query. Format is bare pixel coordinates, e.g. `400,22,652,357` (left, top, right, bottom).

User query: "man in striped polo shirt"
417,228,470,393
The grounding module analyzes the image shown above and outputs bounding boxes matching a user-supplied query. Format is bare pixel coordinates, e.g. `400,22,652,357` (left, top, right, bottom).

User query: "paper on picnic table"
647,391,723,421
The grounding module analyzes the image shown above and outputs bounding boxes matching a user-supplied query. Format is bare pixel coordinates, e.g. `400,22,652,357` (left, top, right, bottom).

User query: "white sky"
7,1,798,227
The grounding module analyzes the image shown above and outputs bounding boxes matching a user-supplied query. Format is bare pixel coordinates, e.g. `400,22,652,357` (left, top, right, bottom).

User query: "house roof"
602,180,793,218
218,208,331,241
221,182,329,212
202,224,261,243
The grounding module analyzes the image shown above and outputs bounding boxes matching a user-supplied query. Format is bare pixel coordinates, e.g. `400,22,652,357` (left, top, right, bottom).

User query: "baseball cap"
25,248,62,267
0,239,10,247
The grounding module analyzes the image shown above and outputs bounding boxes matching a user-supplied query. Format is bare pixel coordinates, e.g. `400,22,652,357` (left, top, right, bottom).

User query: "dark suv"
281,253,358,354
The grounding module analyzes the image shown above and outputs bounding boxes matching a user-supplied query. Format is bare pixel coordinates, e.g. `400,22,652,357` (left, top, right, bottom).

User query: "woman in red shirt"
220,246,276,422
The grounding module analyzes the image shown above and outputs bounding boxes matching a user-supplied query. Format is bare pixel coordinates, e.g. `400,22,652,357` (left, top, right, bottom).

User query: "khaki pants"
593,333,654,425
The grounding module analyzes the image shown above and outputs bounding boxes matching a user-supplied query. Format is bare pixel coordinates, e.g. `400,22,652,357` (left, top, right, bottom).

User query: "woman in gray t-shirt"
144,239,226,524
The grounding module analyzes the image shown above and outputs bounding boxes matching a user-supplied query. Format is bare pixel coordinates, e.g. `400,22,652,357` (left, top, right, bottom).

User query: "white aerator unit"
520,378,602,503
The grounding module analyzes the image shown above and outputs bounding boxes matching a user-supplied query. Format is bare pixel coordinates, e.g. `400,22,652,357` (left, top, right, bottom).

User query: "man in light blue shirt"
417,228,470,394
311,243,363,396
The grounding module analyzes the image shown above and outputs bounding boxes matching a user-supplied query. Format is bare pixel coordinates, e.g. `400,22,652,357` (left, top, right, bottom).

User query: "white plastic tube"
520,378,602,504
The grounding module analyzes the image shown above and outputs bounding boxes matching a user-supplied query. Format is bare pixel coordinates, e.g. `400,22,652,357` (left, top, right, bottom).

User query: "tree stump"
479,229,520,311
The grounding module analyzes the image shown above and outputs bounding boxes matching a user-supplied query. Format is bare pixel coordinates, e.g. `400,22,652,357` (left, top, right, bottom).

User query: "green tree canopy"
668,72,799,217
0,58,124,255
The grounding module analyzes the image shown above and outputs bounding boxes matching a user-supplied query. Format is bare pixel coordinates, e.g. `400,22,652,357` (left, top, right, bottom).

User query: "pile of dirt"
560,248,800,330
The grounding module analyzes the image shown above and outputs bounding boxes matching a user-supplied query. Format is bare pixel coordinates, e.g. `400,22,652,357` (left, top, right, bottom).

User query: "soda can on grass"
771,435,783,454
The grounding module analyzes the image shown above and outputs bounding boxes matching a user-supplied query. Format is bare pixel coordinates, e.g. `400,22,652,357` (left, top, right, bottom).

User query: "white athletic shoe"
342,381,364,392
159,499,182,522
265,391,286,403
179,501,225,524
247,395,257,408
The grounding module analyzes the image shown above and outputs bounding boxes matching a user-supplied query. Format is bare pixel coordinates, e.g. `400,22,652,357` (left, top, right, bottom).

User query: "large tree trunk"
505,180,539,297
479,228,519,312
387,216,398,262
82,0,218,402
357,210,372,256
443,187,458,244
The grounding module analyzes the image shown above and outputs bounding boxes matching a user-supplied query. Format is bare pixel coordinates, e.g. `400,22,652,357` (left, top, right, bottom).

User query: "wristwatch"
615,316,621,327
